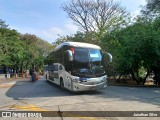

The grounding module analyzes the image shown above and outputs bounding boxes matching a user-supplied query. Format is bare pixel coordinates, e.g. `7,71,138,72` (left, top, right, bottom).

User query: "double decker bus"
45,42,112,91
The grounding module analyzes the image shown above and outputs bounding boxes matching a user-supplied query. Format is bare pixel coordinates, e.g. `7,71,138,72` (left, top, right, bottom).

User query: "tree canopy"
62,0,130,41
141,0,160,18
0,19,53,75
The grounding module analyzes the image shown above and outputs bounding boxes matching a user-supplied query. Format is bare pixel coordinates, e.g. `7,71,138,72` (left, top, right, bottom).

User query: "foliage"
62,0,130,41
0,19,8,28
20,34,53,71
0,19,53,75
141,0,160,21
52,31,99,46
101,17,160,85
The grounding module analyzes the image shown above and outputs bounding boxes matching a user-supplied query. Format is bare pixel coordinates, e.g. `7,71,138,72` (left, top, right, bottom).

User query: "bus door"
48,65,54,81
57,64,67,87
53,64,59,85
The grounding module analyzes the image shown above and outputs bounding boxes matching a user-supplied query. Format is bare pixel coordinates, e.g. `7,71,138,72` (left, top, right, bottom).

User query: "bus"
45,42,112,91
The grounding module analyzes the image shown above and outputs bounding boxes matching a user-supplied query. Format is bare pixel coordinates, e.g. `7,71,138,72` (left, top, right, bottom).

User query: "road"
0,77,160,120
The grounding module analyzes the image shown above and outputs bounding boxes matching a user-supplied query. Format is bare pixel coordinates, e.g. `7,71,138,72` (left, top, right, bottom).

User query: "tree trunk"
130,70,140,85
142,68,150,85
118,73,122,80
152,68,159,86
13,67,17,78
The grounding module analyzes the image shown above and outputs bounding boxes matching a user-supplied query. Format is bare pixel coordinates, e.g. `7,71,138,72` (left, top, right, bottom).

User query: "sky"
0,0,147,43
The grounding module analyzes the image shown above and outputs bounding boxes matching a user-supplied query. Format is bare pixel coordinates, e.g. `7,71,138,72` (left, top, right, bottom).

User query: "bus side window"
59,65,63,70
54,65,58,71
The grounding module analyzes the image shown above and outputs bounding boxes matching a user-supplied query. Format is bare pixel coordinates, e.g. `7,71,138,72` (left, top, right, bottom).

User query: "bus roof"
54,42,101,51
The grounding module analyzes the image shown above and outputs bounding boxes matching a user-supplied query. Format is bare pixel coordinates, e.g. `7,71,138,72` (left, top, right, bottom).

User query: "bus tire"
60,78,64,89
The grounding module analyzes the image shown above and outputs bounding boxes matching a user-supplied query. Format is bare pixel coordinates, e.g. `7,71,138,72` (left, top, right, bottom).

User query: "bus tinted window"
54,65,58,71
74,48,89,62
89,49,102,61
74,47,102,62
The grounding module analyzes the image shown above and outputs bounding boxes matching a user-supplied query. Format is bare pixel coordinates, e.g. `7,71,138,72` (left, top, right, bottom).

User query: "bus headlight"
72,77,80,83
102,77,106,82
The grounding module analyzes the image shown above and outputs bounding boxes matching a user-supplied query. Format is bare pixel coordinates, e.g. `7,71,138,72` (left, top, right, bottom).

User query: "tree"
102,16,160,85
141,0,160,18
0,24,25,76
0,19,8,28
146,0,160,13
52,31,101,47
20,34,53,71
0,19,53,77
62,0,129,41
140,0,160,85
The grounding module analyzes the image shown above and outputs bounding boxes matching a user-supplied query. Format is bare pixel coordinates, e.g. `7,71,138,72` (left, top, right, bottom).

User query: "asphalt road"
0,77,160,120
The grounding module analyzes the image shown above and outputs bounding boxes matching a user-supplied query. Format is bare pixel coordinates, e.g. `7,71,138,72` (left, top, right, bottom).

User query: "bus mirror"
66,50,73,61
106,52,112,62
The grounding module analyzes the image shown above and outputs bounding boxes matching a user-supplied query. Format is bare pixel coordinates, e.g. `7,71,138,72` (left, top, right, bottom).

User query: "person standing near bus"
29,68,34,82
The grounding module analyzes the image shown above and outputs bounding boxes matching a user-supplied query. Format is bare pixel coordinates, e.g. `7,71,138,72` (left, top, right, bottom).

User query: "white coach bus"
45,42,112,91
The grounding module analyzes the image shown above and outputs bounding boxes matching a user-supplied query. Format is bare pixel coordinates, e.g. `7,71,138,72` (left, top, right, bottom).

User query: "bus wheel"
60,78,64,89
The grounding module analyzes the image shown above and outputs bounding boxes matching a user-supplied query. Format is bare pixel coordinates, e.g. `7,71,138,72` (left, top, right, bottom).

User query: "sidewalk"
0,75,43,88
0,77,30,83
0,77,30,88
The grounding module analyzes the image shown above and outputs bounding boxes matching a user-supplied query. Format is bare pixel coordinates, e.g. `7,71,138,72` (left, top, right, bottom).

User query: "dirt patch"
108,78,155,87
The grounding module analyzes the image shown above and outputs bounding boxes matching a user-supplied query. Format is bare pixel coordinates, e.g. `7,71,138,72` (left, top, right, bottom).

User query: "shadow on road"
5,78,102,99
5,77,160,107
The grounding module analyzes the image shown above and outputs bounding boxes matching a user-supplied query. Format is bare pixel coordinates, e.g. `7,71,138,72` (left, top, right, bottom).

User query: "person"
29,68,34,82
33,70,38,81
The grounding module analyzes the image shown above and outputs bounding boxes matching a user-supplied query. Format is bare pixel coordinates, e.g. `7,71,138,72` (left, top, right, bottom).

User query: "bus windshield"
74,47,102,62
72,47,105,78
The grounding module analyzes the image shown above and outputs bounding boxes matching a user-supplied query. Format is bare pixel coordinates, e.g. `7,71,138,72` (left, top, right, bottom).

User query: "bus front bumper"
72,81,107,92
